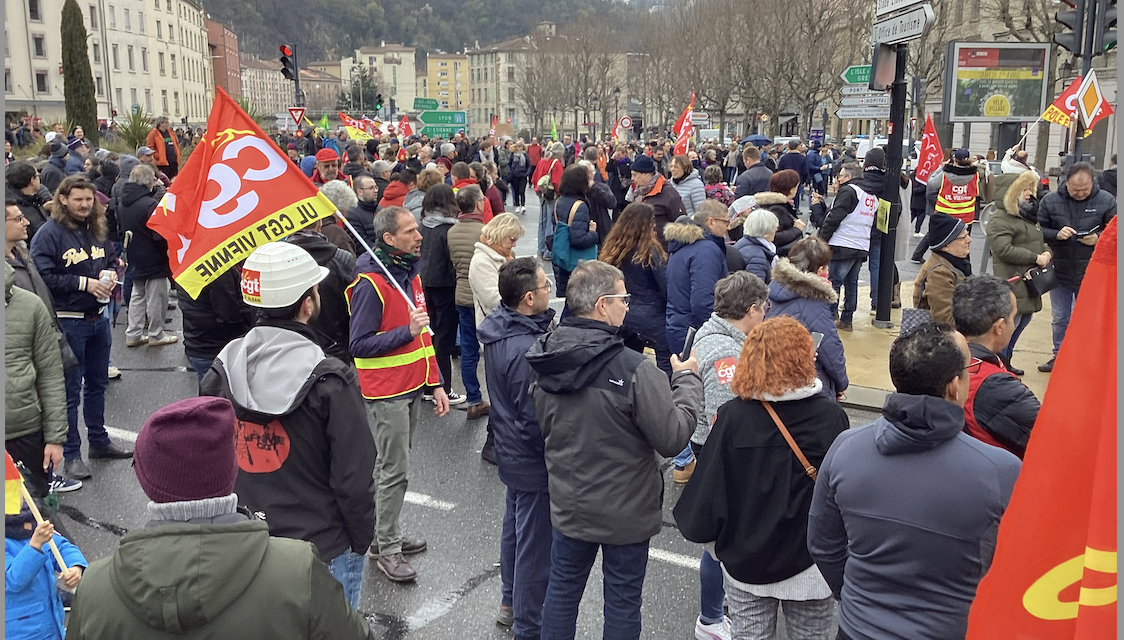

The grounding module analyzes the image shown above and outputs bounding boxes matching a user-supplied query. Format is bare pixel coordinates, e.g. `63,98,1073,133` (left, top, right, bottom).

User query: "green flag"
550,116,557,141
317,114,330,131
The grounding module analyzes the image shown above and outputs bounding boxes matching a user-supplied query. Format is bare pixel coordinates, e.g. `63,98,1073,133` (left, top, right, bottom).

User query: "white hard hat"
240,242,329,308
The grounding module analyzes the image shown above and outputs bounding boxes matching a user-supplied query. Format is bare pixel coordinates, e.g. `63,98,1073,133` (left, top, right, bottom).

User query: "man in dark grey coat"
525,259,702,640
1035,162,1116,372
733,145,773,200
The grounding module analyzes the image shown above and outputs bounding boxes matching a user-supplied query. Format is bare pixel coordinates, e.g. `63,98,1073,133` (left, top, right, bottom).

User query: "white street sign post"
871,4,935,44
837,106,892,119
840,85,885,96
840,95,892,107
876,0,927,17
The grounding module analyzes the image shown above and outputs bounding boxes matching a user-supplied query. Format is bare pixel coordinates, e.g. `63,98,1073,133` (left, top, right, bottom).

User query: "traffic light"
1095,0,1117,53
389,98,396,115
279,45,297,81
632,117,643,137
374,93,384,113
1055,0,1085,54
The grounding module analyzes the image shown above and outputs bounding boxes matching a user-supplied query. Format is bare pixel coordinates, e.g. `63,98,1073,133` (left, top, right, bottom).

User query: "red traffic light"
280,45,293,56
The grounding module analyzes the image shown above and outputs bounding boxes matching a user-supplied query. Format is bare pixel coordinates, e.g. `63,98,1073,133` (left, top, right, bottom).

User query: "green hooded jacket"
65,518,374,639
5,261,66,443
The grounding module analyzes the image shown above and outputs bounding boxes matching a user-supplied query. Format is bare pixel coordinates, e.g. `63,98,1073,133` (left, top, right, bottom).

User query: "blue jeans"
540,530,650,640
187,355,214,385
828,257,863,323
672,445,694,470
700,549,725,625
538,199,556,256
500,488,553,640
59,316,113,460
324,550,365,610
1049,286,1077,356
456,305,482,404
1000,313,1034,362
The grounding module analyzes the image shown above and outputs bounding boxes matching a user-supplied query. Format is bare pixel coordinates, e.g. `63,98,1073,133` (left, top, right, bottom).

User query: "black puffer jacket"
5,185,52,241
964,342,1039,459
344,200,378,249
117,181,171,280
286,229,356,362
178,266,254,362
1037,179,1117,291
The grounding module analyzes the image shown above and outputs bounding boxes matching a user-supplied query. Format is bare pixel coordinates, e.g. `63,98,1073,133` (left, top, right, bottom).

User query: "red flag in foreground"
673,92,695,139
673,131,691,156
149,88,338,299
1042,77,1083,129
5,452,23,514
915,114,944,184
966,217,1117,639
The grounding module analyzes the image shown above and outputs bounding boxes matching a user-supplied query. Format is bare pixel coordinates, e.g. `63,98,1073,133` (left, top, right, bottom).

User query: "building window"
158,52,165,74
29,0,42,21
507,67,514,82
161,89,168,113
165,0,171,12
35,71,49,93
4,69,12,94
95,74,104,95
141,47,148,72
170,54,176,77
138,11,145,33
508,87,515,102
145,88,151,113
127,45,134,71
89,4,98,29
174,91,180,115
108,5,116,28
123,8,130,30
32,35,46,58
116,87,123,108
112,44,119,70
131,87,138,106
92,43,101,63
156,20,161,38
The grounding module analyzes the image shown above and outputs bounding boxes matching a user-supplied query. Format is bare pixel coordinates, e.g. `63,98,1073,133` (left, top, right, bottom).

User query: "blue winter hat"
631,155,657,174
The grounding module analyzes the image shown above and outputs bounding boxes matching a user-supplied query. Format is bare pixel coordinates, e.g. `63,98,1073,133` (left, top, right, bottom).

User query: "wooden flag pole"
18,482,67,571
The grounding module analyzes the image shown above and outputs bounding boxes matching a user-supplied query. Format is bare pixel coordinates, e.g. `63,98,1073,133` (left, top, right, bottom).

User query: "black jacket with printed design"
29,217,117,317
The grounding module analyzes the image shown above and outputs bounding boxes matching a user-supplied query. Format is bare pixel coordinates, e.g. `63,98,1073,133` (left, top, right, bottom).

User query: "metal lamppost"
572,105,579,141
350,66,364,113
590,95,600,140
613,87,621,139
552,108,558,141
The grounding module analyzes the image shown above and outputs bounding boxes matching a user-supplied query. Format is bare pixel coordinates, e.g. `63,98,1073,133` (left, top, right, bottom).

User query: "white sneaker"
913,232,924,238
107,365,121,379
148,334,179,347
446,391,467,406
695,615,732,640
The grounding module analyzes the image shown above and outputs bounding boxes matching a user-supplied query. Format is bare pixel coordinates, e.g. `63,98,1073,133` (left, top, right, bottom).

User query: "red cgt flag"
398,115,413,138
915,114,944,184
673,91,695,139
1042,77,1083,129
149,88,338,299
966,217,1117,639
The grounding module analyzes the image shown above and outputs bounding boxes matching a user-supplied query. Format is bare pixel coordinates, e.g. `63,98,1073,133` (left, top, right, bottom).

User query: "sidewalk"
839,282,1053,411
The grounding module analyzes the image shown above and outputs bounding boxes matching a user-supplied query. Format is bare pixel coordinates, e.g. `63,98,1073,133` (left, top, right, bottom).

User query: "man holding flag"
347,206,449,584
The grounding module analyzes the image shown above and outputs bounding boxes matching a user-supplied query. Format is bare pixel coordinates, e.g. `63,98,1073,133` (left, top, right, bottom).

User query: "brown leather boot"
376,552,417,583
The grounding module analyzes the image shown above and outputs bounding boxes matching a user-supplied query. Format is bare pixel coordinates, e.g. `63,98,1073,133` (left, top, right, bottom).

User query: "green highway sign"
840,65,872,85
413,97,439,111
419,125,464,137
418,110,467,125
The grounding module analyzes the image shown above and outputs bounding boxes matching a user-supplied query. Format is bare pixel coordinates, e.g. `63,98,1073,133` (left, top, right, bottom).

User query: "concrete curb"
840,385,890,412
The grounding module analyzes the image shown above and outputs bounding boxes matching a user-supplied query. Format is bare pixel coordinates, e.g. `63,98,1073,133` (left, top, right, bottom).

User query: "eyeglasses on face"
965,357,983,375
5,213,26,223
600,293,631,307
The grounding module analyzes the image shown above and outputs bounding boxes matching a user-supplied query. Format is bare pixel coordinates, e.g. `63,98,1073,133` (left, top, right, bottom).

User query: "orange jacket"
145,128,182,169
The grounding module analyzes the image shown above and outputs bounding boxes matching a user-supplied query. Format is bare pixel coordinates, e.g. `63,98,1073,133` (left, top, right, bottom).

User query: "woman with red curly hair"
673,316,848,640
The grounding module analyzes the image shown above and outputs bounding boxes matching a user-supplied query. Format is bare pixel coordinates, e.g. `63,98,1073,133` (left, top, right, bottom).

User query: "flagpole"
333,210,433,333
1014,116,1043,150
18,483,67,572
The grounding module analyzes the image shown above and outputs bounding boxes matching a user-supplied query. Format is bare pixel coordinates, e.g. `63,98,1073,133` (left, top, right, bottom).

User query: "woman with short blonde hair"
470,212,525,325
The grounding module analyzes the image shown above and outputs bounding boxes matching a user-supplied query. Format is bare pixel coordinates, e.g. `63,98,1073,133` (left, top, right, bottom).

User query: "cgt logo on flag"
149,88,338,299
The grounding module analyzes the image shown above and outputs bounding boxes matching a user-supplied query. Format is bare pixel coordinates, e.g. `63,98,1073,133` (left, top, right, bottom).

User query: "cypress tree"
61,0,99,146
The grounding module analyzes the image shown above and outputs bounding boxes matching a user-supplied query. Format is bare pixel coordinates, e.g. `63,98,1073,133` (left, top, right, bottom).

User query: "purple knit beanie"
134,397,238,503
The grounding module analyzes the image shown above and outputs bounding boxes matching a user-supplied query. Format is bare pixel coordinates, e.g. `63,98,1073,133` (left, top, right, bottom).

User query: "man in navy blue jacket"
477,257,556,640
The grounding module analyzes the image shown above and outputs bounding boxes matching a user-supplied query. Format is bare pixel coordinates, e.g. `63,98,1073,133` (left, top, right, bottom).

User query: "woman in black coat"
750,169,807,257
674,316,848,639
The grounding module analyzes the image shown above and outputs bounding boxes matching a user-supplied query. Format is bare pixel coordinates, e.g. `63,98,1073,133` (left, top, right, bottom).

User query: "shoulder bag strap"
567,200,582,224
761,400,817,482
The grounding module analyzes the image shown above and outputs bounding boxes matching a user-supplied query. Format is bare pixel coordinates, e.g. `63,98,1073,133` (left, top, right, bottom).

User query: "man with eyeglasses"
808,323,1020,640
526,259,702,640
477,257,556,638
952,275,1040,459
345,174,381,248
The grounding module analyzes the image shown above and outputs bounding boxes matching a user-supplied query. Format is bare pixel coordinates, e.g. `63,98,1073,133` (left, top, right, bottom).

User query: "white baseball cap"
239,243,329,308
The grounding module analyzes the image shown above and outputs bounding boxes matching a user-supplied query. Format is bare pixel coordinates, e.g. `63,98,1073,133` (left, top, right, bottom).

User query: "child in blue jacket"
6,510,87,639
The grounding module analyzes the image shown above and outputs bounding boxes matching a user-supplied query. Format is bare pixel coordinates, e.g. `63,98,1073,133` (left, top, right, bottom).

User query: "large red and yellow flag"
6,451,24,514
966,217,1117,639
148,88,338,298
915,114,944,184
1042,77,1083,128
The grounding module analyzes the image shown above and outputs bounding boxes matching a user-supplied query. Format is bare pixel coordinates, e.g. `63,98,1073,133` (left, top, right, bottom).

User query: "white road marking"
105,426,138,443
648,547,700,570
404,491,456,511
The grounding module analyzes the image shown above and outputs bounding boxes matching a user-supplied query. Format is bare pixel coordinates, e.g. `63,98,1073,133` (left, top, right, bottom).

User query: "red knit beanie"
134,397,238,503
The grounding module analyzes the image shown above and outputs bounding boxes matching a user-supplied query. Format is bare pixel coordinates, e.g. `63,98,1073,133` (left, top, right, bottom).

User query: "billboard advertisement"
942,42,1051,122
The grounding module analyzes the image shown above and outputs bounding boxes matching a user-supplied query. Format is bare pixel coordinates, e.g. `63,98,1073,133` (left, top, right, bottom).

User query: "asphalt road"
59,190,884,640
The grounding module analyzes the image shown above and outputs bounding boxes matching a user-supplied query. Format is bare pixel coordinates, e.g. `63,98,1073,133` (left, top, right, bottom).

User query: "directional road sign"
836,106,892,119
413,97,439,111
840,95,892,107
871,4,935,44
418,110,467,126
840,65,872,85
840,84,885,96
876,0,927,17
419,125,464,137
